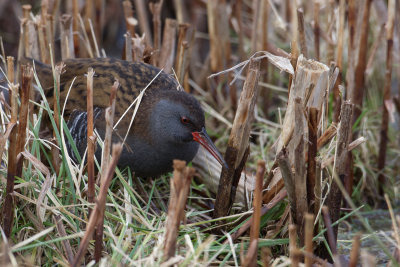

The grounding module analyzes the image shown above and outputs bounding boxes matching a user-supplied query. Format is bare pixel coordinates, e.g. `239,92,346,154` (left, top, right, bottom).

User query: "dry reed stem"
149,0,164,66
3,66,33,237
276,148,295,215
72,144,122,267
294,98,307,245
124,32,133,61
326,100,353,246
333,0,346,122
313,1,320,60
317,122,338,149
350,0,371,126
159,18,177,73
54,215,74,264
322,206,337,256
228,189,287,243
297,8,307,58
277,55,329,153
304,213,314,267
99,81,119,183
307,108,318,211
290,0,299,66
134,0,153,45
46,14,55,61
174,23,191,86
132,35,146,62
60,14,74,60
163,160,195,261
15,65,33,172
262,177,284,204
87,68,96,207
377,0,395,196
72,0,80,57
214,59,260,219
0,123,16,167
122,0,136,36
22,5,31,58
51,63,64,175
95,80,118,262
349,233,361,267
244,160,265,267
242,240,258,267
289,224,299,267
3,57,18,238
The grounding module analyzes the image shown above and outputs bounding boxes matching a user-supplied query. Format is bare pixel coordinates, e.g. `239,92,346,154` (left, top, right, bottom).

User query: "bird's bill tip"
192,128,228,169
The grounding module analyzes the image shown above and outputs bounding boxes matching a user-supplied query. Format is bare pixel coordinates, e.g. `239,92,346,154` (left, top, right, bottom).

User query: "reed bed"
0,0,399,266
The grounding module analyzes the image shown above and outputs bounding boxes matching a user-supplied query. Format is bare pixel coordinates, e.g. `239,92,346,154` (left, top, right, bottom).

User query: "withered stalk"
213,59,260,219
377,0,395,196
87,68,96,207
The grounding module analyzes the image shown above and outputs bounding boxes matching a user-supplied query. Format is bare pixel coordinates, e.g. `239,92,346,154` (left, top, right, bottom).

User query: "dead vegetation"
0,0,399,266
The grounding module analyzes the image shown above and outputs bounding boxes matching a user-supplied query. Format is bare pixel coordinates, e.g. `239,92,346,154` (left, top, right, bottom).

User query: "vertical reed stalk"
87,68,95,207
377,0,395,196
2,57,17,238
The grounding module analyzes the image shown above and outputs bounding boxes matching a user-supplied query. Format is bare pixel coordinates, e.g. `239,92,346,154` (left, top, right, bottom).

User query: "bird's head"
149,90,227,168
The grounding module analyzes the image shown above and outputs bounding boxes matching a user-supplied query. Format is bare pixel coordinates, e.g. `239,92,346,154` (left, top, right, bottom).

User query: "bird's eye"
181,116,190,124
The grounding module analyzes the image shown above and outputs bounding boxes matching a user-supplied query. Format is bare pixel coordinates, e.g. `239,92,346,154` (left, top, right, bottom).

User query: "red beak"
192,127,228,169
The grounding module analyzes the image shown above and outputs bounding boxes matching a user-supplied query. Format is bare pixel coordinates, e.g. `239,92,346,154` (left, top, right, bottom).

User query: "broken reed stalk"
321,206,337,255
313,1,320,60
159,18,177,73
174,24,191,86
60,14,74,60
242,160,266,267
94,80,119,262
54,215,74,264
349,233,361,267
46,14,55,61
149,0,164,66
15,65,33,178
3,57,18,238
264,121,337,194
163,160,195,261
123,0,136,36
304,213,314,267
22,5,32,58
294,98,307,246
317,101,353,260
213,59,260,219
377,0,395,196
297,8,307,58
289,224,299,267
87,68,96,208
307,108,318,212
72,144,122,267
